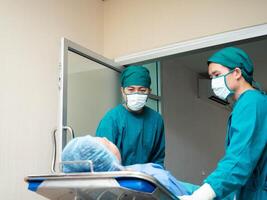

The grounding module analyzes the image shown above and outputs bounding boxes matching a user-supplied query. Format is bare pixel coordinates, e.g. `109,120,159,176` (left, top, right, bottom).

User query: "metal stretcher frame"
25,171,179,200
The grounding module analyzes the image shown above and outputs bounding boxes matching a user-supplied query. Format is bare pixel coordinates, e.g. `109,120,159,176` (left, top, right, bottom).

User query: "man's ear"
234,68,243,80
120,87,124,93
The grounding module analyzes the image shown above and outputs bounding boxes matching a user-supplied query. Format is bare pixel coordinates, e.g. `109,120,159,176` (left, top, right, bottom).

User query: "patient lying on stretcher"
62,135,198,196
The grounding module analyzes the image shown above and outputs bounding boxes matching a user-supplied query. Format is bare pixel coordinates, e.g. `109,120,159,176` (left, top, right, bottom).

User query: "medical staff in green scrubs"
179,47,267,200
96,65,165,166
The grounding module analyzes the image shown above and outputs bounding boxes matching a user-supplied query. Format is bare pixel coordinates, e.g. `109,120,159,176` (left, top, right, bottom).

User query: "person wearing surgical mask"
179,47,267,200
96,65,165,167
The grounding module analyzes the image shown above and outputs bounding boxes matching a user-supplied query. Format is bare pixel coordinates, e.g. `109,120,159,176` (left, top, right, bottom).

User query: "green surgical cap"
120,65,151,88
208,47,254,84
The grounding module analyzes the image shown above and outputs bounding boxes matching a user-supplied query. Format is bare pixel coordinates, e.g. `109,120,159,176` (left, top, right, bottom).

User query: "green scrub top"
205,90,267,199
96,104,165,166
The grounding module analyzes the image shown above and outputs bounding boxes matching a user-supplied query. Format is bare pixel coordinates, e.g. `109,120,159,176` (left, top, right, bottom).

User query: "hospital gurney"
25,128,179,200
25,170,179,200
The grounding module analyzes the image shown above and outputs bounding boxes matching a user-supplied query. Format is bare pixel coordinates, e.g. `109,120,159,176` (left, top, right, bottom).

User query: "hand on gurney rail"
178,183,215,200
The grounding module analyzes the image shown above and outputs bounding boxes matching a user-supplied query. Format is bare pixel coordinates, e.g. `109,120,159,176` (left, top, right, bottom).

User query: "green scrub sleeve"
205,95,267,198
96,112,117,144
150,118,165,166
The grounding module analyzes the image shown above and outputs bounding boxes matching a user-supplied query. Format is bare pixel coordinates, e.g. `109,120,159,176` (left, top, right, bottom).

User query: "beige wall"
103,0,267,58
0,0,103,199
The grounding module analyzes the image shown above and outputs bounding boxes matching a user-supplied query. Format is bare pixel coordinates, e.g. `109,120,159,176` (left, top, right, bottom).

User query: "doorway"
115,27,267,184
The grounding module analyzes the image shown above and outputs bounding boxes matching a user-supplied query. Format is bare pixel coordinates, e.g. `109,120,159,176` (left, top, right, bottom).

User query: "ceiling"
164,36,267,90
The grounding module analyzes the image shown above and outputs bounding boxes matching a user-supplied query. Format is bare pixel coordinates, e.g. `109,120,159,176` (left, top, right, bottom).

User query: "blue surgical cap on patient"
62,135,122,173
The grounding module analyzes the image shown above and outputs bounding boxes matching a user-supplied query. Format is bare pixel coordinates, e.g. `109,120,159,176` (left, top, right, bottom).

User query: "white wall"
162,58,230,184
104,0,267,58
0,1,104,199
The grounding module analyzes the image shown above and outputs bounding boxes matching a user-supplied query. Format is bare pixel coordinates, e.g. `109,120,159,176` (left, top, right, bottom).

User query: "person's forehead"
126,85,148,89
97,137,117,149
208,63,229,74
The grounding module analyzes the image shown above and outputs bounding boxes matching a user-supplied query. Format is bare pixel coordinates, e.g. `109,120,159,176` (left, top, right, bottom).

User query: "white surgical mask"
211,71,234,100
126,93,148,111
